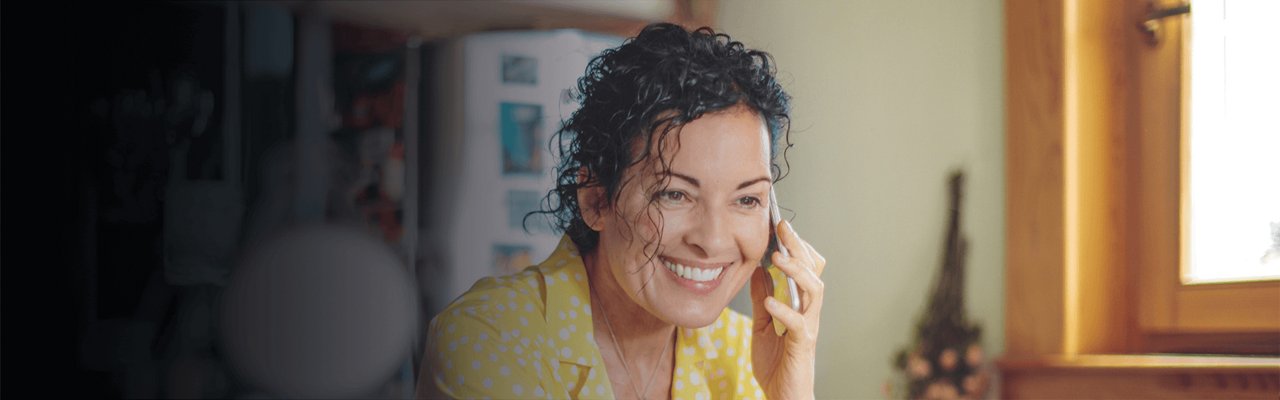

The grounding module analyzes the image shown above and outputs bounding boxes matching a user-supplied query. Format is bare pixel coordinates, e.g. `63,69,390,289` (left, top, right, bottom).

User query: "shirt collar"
538,236,599,367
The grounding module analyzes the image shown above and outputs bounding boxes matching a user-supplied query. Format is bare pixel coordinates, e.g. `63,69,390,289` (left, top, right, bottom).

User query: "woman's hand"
750,220,826,400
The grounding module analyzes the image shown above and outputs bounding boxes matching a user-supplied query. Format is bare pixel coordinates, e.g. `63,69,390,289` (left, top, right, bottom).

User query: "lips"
661,257,727,283
660,255,732,292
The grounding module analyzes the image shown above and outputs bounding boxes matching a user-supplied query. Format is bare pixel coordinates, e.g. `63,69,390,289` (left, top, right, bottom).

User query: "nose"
684,203,735,258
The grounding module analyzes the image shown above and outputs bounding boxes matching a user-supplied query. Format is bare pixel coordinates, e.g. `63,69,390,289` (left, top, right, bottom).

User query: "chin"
658,289,739,329
666,307,725,329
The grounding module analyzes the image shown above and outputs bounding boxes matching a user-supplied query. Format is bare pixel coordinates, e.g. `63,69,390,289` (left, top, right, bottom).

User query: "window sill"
998,355,1280,399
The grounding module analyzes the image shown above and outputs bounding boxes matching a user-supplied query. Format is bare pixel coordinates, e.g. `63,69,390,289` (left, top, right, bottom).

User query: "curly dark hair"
528,22,792,254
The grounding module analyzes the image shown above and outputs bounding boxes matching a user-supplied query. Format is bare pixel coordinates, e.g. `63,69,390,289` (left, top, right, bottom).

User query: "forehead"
642,105,772,177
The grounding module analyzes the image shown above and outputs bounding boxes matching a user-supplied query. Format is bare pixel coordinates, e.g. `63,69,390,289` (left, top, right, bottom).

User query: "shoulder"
421,267,552,398
428,266,548,343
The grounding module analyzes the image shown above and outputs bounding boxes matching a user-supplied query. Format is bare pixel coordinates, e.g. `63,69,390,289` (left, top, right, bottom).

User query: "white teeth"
663,260,724,282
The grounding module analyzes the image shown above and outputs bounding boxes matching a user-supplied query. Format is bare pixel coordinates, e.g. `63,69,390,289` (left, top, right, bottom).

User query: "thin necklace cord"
591,278,673,399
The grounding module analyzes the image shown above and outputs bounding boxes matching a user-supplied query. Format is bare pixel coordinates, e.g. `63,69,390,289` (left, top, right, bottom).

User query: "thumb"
750,266,773,332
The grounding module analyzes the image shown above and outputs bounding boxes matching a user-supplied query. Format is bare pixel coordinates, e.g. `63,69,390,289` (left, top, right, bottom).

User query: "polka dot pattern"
422,235,764,399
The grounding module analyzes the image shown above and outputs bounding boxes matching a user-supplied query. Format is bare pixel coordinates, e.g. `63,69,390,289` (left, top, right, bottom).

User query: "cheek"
626,206,663,251
650,208,683,242
607,203,665,255
738,215,771,260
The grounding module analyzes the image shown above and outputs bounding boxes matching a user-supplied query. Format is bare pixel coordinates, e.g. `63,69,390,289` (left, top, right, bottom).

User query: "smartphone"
764,188,801,334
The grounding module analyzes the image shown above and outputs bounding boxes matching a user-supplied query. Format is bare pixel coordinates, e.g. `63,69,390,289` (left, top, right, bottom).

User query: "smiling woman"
585,104,776,330
417,23,827,399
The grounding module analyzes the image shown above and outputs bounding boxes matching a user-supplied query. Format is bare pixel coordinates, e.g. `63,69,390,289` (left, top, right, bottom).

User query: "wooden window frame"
1001,0,1280,397
1133,0,1280,350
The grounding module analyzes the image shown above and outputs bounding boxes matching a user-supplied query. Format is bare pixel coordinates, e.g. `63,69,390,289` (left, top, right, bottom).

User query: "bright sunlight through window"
1186,0,1280,283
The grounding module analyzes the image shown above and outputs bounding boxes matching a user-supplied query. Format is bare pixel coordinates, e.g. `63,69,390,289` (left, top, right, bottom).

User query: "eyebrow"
659,171,772,190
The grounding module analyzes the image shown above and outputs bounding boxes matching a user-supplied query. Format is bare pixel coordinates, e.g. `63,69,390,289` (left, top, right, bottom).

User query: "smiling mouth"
661,257,726,282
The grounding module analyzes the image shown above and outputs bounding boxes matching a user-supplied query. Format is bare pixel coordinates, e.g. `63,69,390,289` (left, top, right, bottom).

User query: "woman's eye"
657,190,686,203
737,196,762,208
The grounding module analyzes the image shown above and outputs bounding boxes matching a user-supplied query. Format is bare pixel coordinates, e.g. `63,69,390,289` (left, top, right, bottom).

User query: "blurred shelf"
276,0,715,40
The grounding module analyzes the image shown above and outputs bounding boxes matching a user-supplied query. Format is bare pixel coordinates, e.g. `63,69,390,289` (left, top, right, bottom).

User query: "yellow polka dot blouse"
422,236,766,399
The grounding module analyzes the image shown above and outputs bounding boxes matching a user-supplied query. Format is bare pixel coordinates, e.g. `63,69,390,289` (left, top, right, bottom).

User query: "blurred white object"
219,225,419,399
424,29,621,310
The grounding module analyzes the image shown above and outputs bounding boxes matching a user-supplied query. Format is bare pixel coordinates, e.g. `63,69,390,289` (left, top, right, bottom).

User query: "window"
1185,0,1280,284
1134,0,1280,347
1002,0,1279,397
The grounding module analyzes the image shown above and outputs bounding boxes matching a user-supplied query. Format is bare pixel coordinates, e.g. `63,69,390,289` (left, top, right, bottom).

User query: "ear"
576,169,606,232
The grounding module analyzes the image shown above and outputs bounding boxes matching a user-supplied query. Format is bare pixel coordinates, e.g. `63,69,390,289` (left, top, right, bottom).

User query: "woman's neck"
581,249,676,357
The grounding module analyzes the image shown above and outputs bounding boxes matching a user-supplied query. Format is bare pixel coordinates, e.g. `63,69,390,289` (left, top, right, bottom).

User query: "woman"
418,23,825,399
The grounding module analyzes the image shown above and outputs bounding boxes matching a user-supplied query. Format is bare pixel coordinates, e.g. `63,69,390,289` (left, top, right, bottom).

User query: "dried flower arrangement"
886,171,992,400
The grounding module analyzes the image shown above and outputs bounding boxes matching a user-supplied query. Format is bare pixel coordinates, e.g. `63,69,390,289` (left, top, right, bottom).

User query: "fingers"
771,246,823,313
776,219,803,259
780,221,826,273
763,295,810,341
802,237,827,277
771,220,825,313
776,220,824,277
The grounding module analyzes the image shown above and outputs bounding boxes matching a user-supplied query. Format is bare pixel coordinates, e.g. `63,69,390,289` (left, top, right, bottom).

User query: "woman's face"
592,104,773,328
